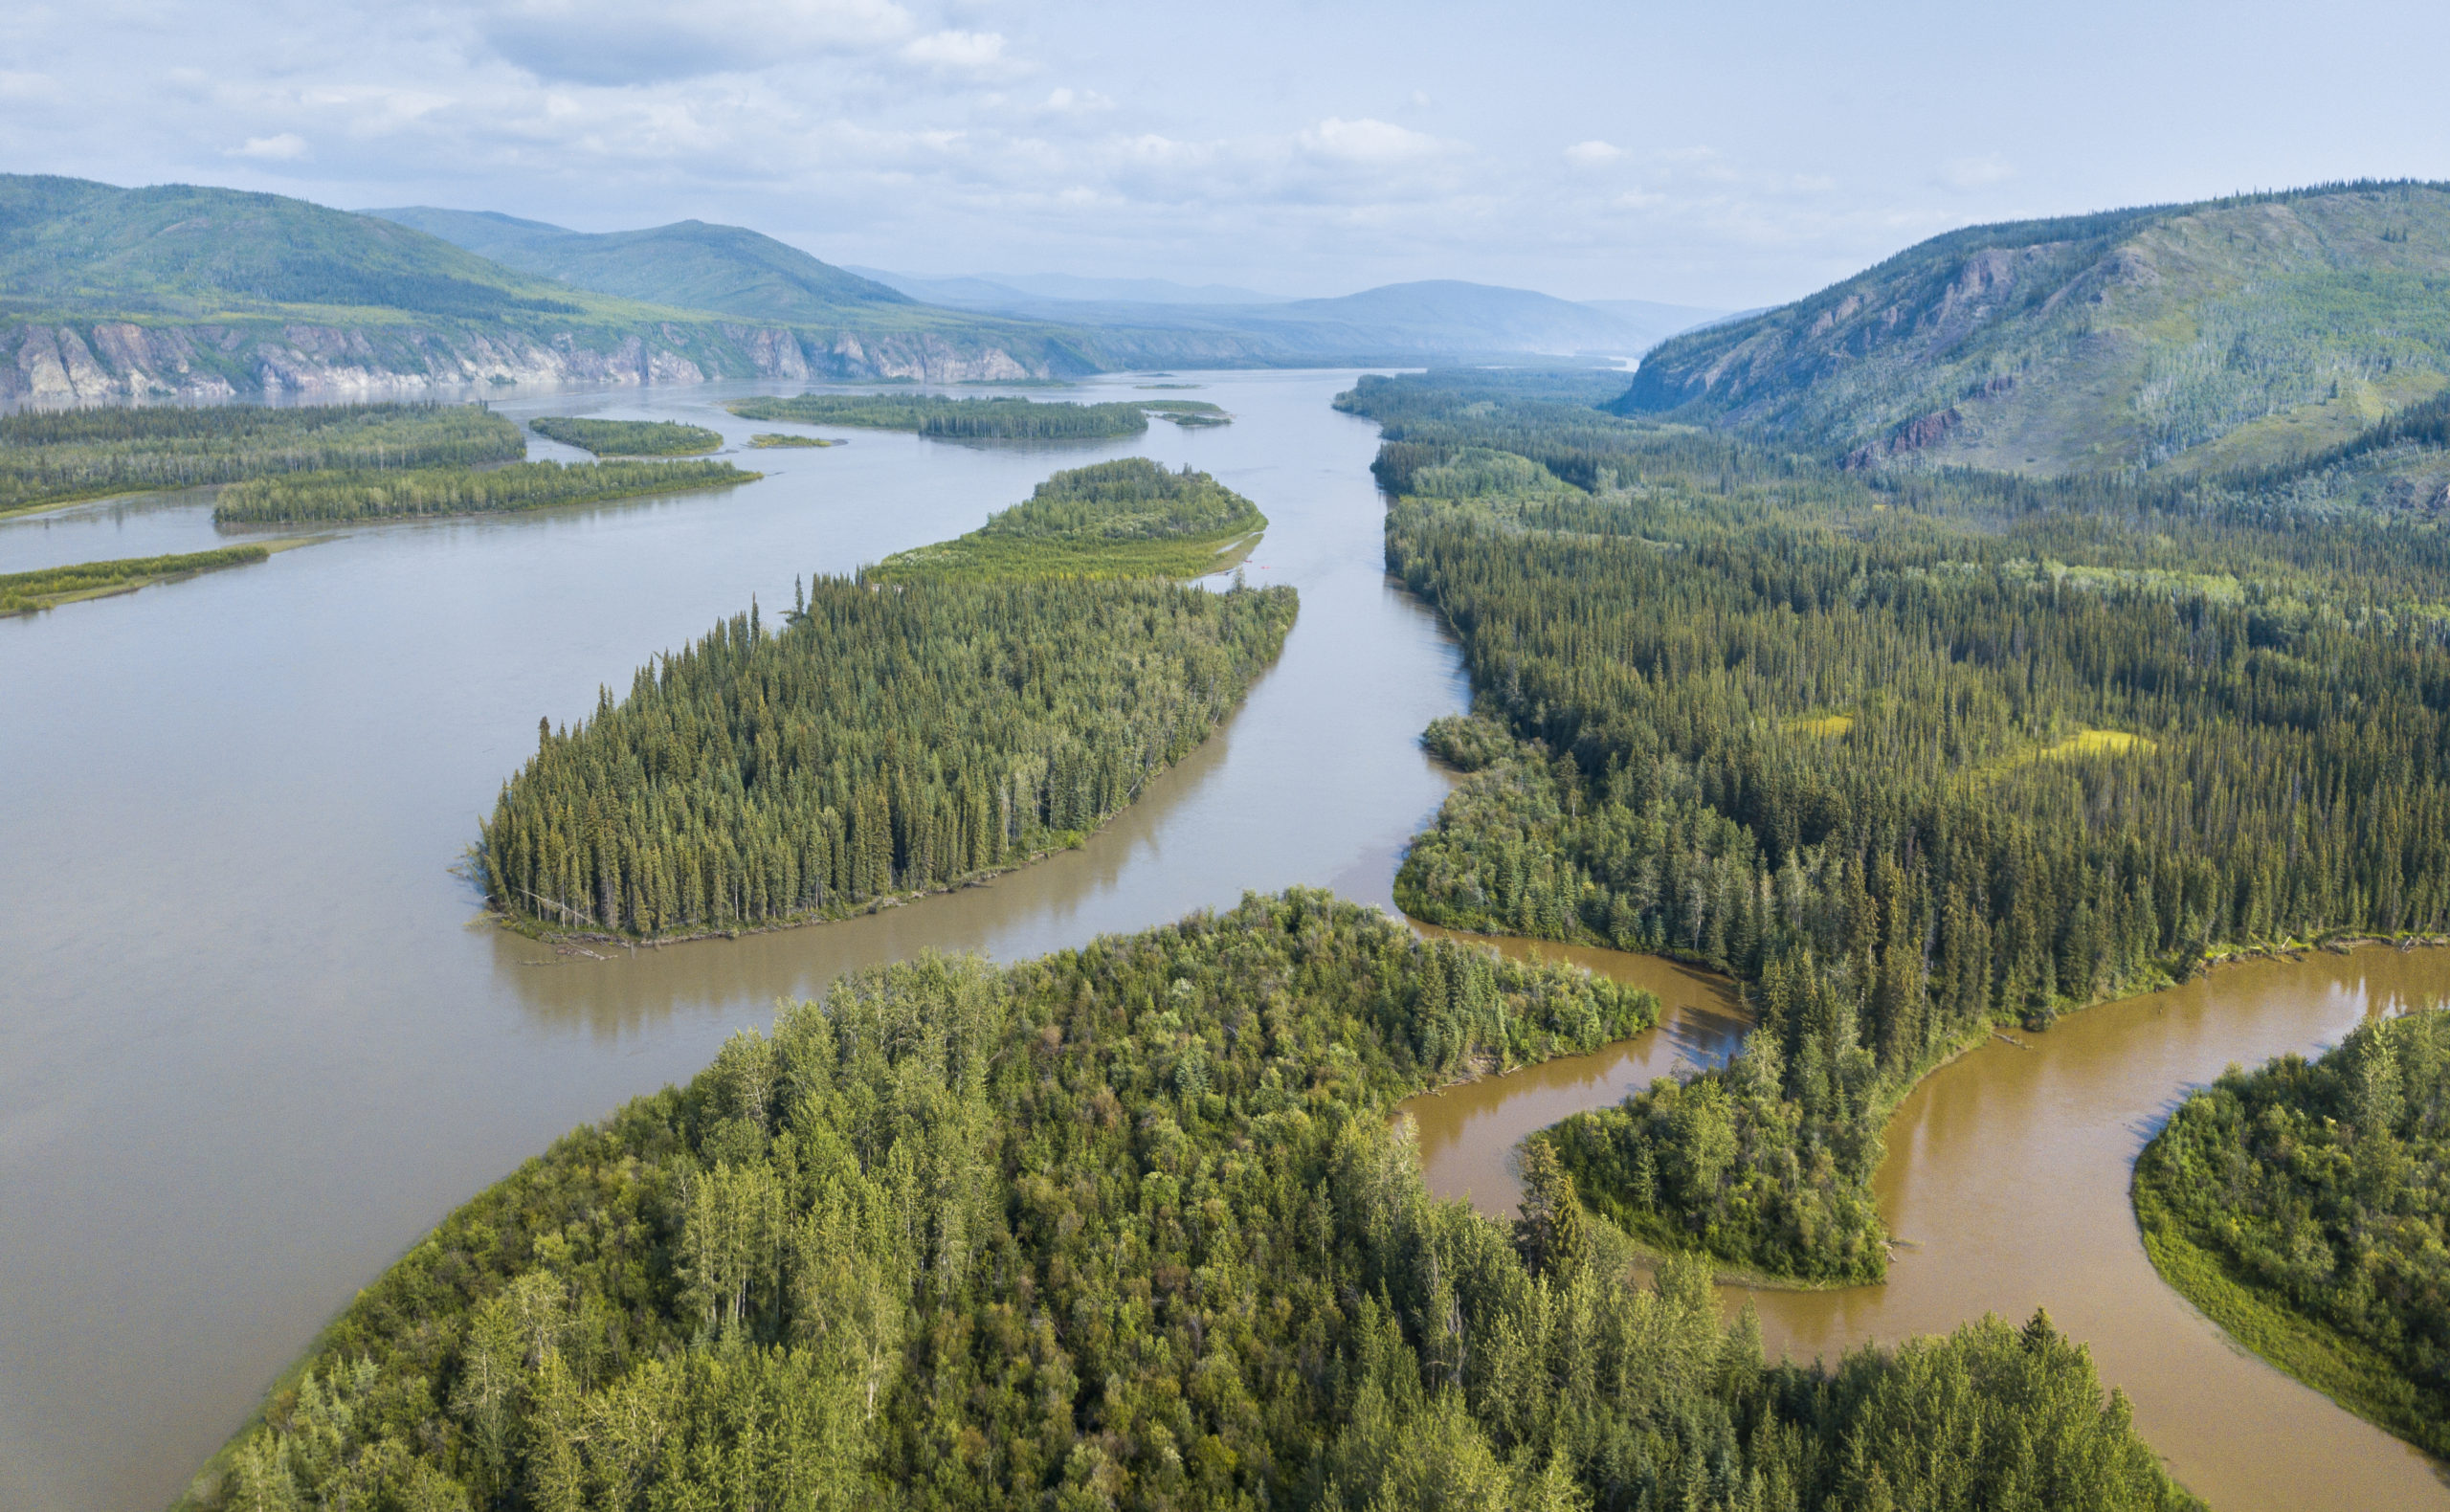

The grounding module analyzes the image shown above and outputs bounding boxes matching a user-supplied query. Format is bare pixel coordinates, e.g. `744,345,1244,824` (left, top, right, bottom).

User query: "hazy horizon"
4,0,2448,310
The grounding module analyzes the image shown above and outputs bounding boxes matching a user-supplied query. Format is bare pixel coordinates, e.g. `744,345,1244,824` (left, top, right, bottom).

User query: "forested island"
1338,367,2450,1287
728,392,1152,439
868,458,1263,581
185,892,2192,1512
527,416,722,456
0,541,312,615
0,401,522,517
212,458,757,523
2134,1004,2450,1454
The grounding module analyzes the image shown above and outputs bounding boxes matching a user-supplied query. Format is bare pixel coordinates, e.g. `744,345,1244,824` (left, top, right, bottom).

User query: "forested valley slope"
1621,180,2450,478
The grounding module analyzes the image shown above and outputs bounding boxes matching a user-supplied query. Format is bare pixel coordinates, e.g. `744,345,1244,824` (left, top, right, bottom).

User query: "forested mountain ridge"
366,208,919,324
1618,181,2450,477
183,892,2195,1512
0,176,1101,399
1347,367,2450,1283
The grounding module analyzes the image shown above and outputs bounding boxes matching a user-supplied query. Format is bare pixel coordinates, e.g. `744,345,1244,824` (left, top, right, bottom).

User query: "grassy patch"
2132,1182,2447,1456
1786,713,1854,738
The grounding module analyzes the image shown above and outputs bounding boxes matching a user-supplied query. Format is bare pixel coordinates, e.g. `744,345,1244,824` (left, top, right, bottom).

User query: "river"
1405,944,2450,1509
9,369,2446,1511
0,369,1469,1512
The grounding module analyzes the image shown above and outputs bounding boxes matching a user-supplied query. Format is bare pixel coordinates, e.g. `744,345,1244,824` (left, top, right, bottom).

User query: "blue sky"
5,0,2447,306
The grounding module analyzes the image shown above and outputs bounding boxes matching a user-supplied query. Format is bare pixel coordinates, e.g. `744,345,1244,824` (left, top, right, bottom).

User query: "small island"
1,541,318,615
868,457,1264,581
747,433,839,448
0,402,522,520
527,416,722,456
212,459,759,523
727,392,1151,439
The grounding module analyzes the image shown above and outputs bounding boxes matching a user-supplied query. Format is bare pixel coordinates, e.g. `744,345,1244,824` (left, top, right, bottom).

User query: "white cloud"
1564,139,1622,167
902,30,1007,72
234,132,308,160
1937,154,2015,190
1297,116,1444,166
1040,86,1113,114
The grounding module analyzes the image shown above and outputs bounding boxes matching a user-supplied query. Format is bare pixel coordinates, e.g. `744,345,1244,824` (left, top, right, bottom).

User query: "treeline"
212,458,756,523
1,544,274,615
730,392,1150,439
2134,1004,2450,1455
187,892,2194,1512
0,401,522,515
870,458,1266,582
479,576,1297,938
1353,370,2450,1281
528,416,721,456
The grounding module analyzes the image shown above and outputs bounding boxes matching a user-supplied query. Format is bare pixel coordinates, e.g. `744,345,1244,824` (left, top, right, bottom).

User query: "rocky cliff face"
0,316,1065,403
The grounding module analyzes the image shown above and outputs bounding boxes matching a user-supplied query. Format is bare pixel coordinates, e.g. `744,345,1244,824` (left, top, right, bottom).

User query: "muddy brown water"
1407,945,2450,1510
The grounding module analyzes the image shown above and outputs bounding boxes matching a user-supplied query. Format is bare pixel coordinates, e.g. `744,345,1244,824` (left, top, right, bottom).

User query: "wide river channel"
3,370,2444,1510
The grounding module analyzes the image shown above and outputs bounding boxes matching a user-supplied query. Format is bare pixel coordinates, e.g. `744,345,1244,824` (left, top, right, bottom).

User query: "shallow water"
1412,944,2450,1510
0,370,1469,1512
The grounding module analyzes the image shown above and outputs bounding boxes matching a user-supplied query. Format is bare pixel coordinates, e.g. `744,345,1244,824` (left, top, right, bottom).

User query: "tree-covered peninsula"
212,458,757,523
2133,1004,2450,1456
184,892,2194,1512
527,416,722,456
1342,368,2450,1284
727,392,1151,440
869,458,1264,581
0,400,523,517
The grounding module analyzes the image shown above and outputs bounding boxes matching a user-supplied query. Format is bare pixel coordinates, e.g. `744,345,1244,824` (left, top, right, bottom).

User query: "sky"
4,0,2449,308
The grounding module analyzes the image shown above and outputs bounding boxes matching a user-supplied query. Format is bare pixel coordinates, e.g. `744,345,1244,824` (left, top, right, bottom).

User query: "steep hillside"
1618,181,2450,475
0,176,1099,400
368,208,916,323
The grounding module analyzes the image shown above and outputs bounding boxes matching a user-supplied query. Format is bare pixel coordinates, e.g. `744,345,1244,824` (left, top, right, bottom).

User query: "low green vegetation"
729,392,1150,440
1347,367,2450,1283
1142,399,1232,428
748,433,838,448
0,542,307,615
212,458,757,523
870,458,1265,582
479,573,1295,939
527,416,721,456
2133,1005,2450,1456
0,401,523,517
184,892,2194,1512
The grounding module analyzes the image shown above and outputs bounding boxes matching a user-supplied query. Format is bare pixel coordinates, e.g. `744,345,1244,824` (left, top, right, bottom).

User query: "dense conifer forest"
728,393,1152,440
480,577,1293,938
2133,1004,2450,1455
0,542,287,614
212,458,757,523
0,400,522,515
870,458,1265,581
527,417,722,456
1342,369,2450,1282
479,458,1289,939
185,893,2194,1512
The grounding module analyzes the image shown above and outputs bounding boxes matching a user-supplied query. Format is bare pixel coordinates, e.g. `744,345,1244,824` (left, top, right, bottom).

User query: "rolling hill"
0,176,1101,401
1617,180,2450,475
368,207,917,323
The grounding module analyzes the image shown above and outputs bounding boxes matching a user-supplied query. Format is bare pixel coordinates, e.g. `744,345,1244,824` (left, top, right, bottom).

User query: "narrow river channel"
1408,944,2450,1510
0,369,1467,1512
